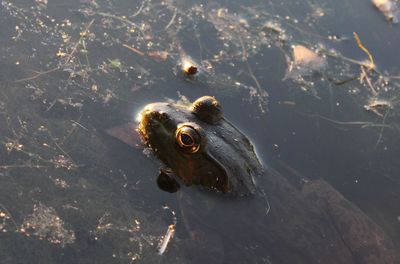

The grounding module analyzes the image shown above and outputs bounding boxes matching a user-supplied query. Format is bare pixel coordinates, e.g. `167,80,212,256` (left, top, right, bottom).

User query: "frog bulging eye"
175,125,201,153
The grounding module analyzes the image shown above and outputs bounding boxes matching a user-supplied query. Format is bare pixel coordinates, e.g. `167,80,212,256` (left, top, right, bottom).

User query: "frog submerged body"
109,96,399,263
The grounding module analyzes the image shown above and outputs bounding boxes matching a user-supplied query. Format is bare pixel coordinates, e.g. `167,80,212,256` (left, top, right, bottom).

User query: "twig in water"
130,0,146,18
63,19,95,65
122,44,145,56
70,119,89,131
360,66,378,96
157,224,175,255
0,164,51,169
265,197,271,215
375,110,390,148
97,12,139,28
165,8,177,30
309,114,392,129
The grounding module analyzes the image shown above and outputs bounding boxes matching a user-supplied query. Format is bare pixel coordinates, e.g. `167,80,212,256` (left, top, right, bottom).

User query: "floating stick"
157,224,175,255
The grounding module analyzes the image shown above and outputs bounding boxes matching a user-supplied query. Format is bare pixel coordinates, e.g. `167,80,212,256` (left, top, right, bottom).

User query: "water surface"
0,0,400,263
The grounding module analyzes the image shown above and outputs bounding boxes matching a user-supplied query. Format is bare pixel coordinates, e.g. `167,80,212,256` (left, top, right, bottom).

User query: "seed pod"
182,59,198,75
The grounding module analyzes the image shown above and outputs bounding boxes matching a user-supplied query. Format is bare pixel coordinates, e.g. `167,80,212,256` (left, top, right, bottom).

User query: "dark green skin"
139,96,260,196
137,96,399,264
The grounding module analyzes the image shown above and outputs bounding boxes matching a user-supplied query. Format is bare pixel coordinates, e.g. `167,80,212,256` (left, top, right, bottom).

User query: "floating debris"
147,51,169,62
49,176,70,189
50,155,76,170
285,45,326,79
4,140,23,153
263,21,283,34
364,98,393,116
122,44,145,56
91,84,98,92
353,32,375,70
278,100,296,107
283,45,327,98
181,58,198,76
292,45,325,67
156,224,175,255
108,58,123,70
372,0,400,23
20,203,75,247
35,0,48,10
0,210,11,232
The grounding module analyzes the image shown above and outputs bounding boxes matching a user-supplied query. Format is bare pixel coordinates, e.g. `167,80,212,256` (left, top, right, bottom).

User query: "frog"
107,96,399,264
138,95,260,196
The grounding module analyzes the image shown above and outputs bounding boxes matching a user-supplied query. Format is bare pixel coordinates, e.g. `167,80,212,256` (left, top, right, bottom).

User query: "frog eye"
175,125,201,153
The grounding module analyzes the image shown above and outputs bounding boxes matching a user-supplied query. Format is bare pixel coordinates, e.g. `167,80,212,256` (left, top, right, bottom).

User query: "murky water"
0,0,400,263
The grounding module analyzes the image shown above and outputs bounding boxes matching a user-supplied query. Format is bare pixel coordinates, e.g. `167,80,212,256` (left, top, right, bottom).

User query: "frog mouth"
137,109,154,145
137,108,169,146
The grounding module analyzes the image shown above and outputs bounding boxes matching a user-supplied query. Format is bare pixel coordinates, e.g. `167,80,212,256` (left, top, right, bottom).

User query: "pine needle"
353,32,375,70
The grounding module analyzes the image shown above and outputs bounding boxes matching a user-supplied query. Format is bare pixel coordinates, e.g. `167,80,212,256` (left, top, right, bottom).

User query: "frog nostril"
160,112,168,119
147,111,169,123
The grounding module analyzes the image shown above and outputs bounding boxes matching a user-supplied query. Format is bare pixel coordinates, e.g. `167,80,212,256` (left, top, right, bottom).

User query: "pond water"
0,0,400,263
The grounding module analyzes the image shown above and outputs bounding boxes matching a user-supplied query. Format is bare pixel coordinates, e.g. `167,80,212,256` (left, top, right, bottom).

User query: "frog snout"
139,103,169,131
